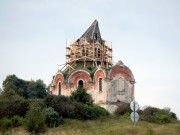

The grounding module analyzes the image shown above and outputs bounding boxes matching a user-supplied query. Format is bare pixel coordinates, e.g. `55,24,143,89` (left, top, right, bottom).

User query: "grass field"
5,116,180,135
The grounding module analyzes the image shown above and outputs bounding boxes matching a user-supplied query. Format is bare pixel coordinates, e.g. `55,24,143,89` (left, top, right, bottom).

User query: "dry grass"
2,116,180,135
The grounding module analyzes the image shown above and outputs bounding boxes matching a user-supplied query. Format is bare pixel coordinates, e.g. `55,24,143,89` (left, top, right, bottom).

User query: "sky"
0,0,180,118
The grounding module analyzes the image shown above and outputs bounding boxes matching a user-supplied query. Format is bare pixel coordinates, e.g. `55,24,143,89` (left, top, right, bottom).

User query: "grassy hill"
10,116,180,135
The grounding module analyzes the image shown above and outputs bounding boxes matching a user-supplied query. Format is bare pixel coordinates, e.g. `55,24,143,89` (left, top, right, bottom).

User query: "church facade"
50,20,135,112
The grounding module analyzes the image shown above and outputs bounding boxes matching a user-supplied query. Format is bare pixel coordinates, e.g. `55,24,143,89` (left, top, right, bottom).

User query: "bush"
169,112,177,120
17,100,29,117
73,102,109,120
114,103,131,115
44,94,108,120
43,107,64,127
27,98,45,109
73,103,96,120
143,115,157,123
0,117,12,133
25,107,46,134
44,95,71,107
11,115,24,127
141,106,176,124
155,114,171,123
122,112,130,119
0,89,27,119
44,95,75,118
70,87,93,105
92,105,109,117
142,106,159,116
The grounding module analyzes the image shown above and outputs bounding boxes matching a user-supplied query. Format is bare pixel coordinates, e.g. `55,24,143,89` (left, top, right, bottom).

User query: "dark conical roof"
78,20,103,44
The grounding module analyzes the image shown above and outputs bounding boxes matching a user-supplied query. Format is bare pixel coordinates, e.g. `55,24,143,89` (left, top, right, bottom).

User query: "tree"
2,75,47,99
25,106,46,134
70,87,93,105
3,75,28,98
0,88,27,118
27,80,47,99
42,107,64,127
0,88,2,94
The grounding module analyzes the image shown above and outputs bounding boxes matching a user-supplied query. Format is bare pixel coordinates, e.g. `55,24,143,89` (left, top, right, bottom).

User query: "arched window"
78,80,84,88
58,82,61,95
99,78,102,92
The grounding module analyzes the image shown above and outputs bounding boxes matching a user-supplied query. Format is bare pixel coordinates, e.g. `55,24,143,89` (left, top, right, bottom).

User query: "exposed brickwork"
94,69,105,89
51,73,64,94
50,64,135,103
68,70,91,90
110,66,132,81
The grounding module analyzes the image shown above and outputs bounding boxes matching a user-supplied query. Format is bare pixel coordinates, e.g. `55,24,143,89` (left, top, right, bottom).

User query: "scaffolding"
65,39,113,70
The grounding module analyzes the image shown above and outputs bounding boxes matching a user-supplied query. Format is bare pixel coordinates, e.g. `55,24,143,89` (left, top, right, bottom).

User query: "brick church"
50,20,135,112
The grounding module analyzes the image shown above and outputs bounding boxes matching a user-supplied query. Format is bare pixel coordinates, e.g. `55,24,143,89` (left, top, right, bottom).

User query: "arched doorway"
78,80,84,88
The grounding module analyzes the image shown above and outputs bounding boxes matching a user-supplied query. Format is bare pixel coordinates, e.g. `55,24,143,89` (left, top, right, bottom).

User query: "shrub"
142,106,159,116
122,112,130,119
0,117,12,133
44,94,108,120
114,103,131,115
73,103,96,120
25,107,46,134
45,95,71,107
169,112,177,120
17,100,29,117
141,106,176,124
0,88,26,119
73,102,109,120
27,98,45,109
43,107,64,127
70,87,93,105
92,105,109,117
143,115,157,123
155,114,171,123
44,95,75,118
11,115,24,127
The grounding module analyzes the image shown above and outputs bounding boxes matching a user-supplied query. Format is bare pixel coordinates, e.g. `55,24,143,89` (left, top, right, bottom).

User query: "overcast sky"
0,0,180,118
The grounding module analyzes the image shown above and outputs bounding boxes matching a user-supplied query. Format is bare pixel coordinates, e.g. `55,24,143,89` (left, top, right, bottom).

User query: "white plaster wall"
99,104,118,114
106,74,133,103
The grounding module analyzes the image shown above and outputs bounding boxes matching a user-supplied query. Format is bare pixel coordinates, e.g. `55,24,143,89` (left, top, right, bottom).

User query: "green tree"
25,106,46,134
0,88,27,118
70,87,93,105
0,88,2,94
27,80,47,99
3,74,28,98
2,75,47,99
42,107,64,127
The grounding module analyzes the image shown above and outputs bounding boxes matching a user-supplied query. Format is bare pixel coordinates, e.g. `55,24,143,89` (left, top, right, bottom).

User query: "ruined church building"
50,20,135,112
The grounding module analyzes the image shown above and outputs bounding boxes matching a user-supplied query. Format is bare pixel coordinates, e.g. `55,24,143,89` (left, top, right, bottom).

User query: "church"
50,20,135,112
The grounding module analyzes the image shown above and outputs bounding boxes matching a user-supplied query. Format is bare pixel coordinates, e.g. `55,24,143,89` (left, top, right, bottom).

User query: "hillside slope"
10,117,180,135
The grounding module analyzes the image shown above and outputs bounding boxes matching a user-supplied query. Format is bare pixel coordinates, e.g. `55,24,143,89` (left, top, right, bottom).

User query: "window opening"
98,48,100,58
99,78,102,92
58,82,61,95
78,80,84,88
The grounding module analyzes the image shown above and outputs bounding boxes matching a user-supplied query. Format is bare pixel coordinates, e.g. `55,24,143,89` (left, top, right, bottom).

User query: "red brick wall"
94,69,105,89
51,73,65,93
110,66,132,81
69,70,91,90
